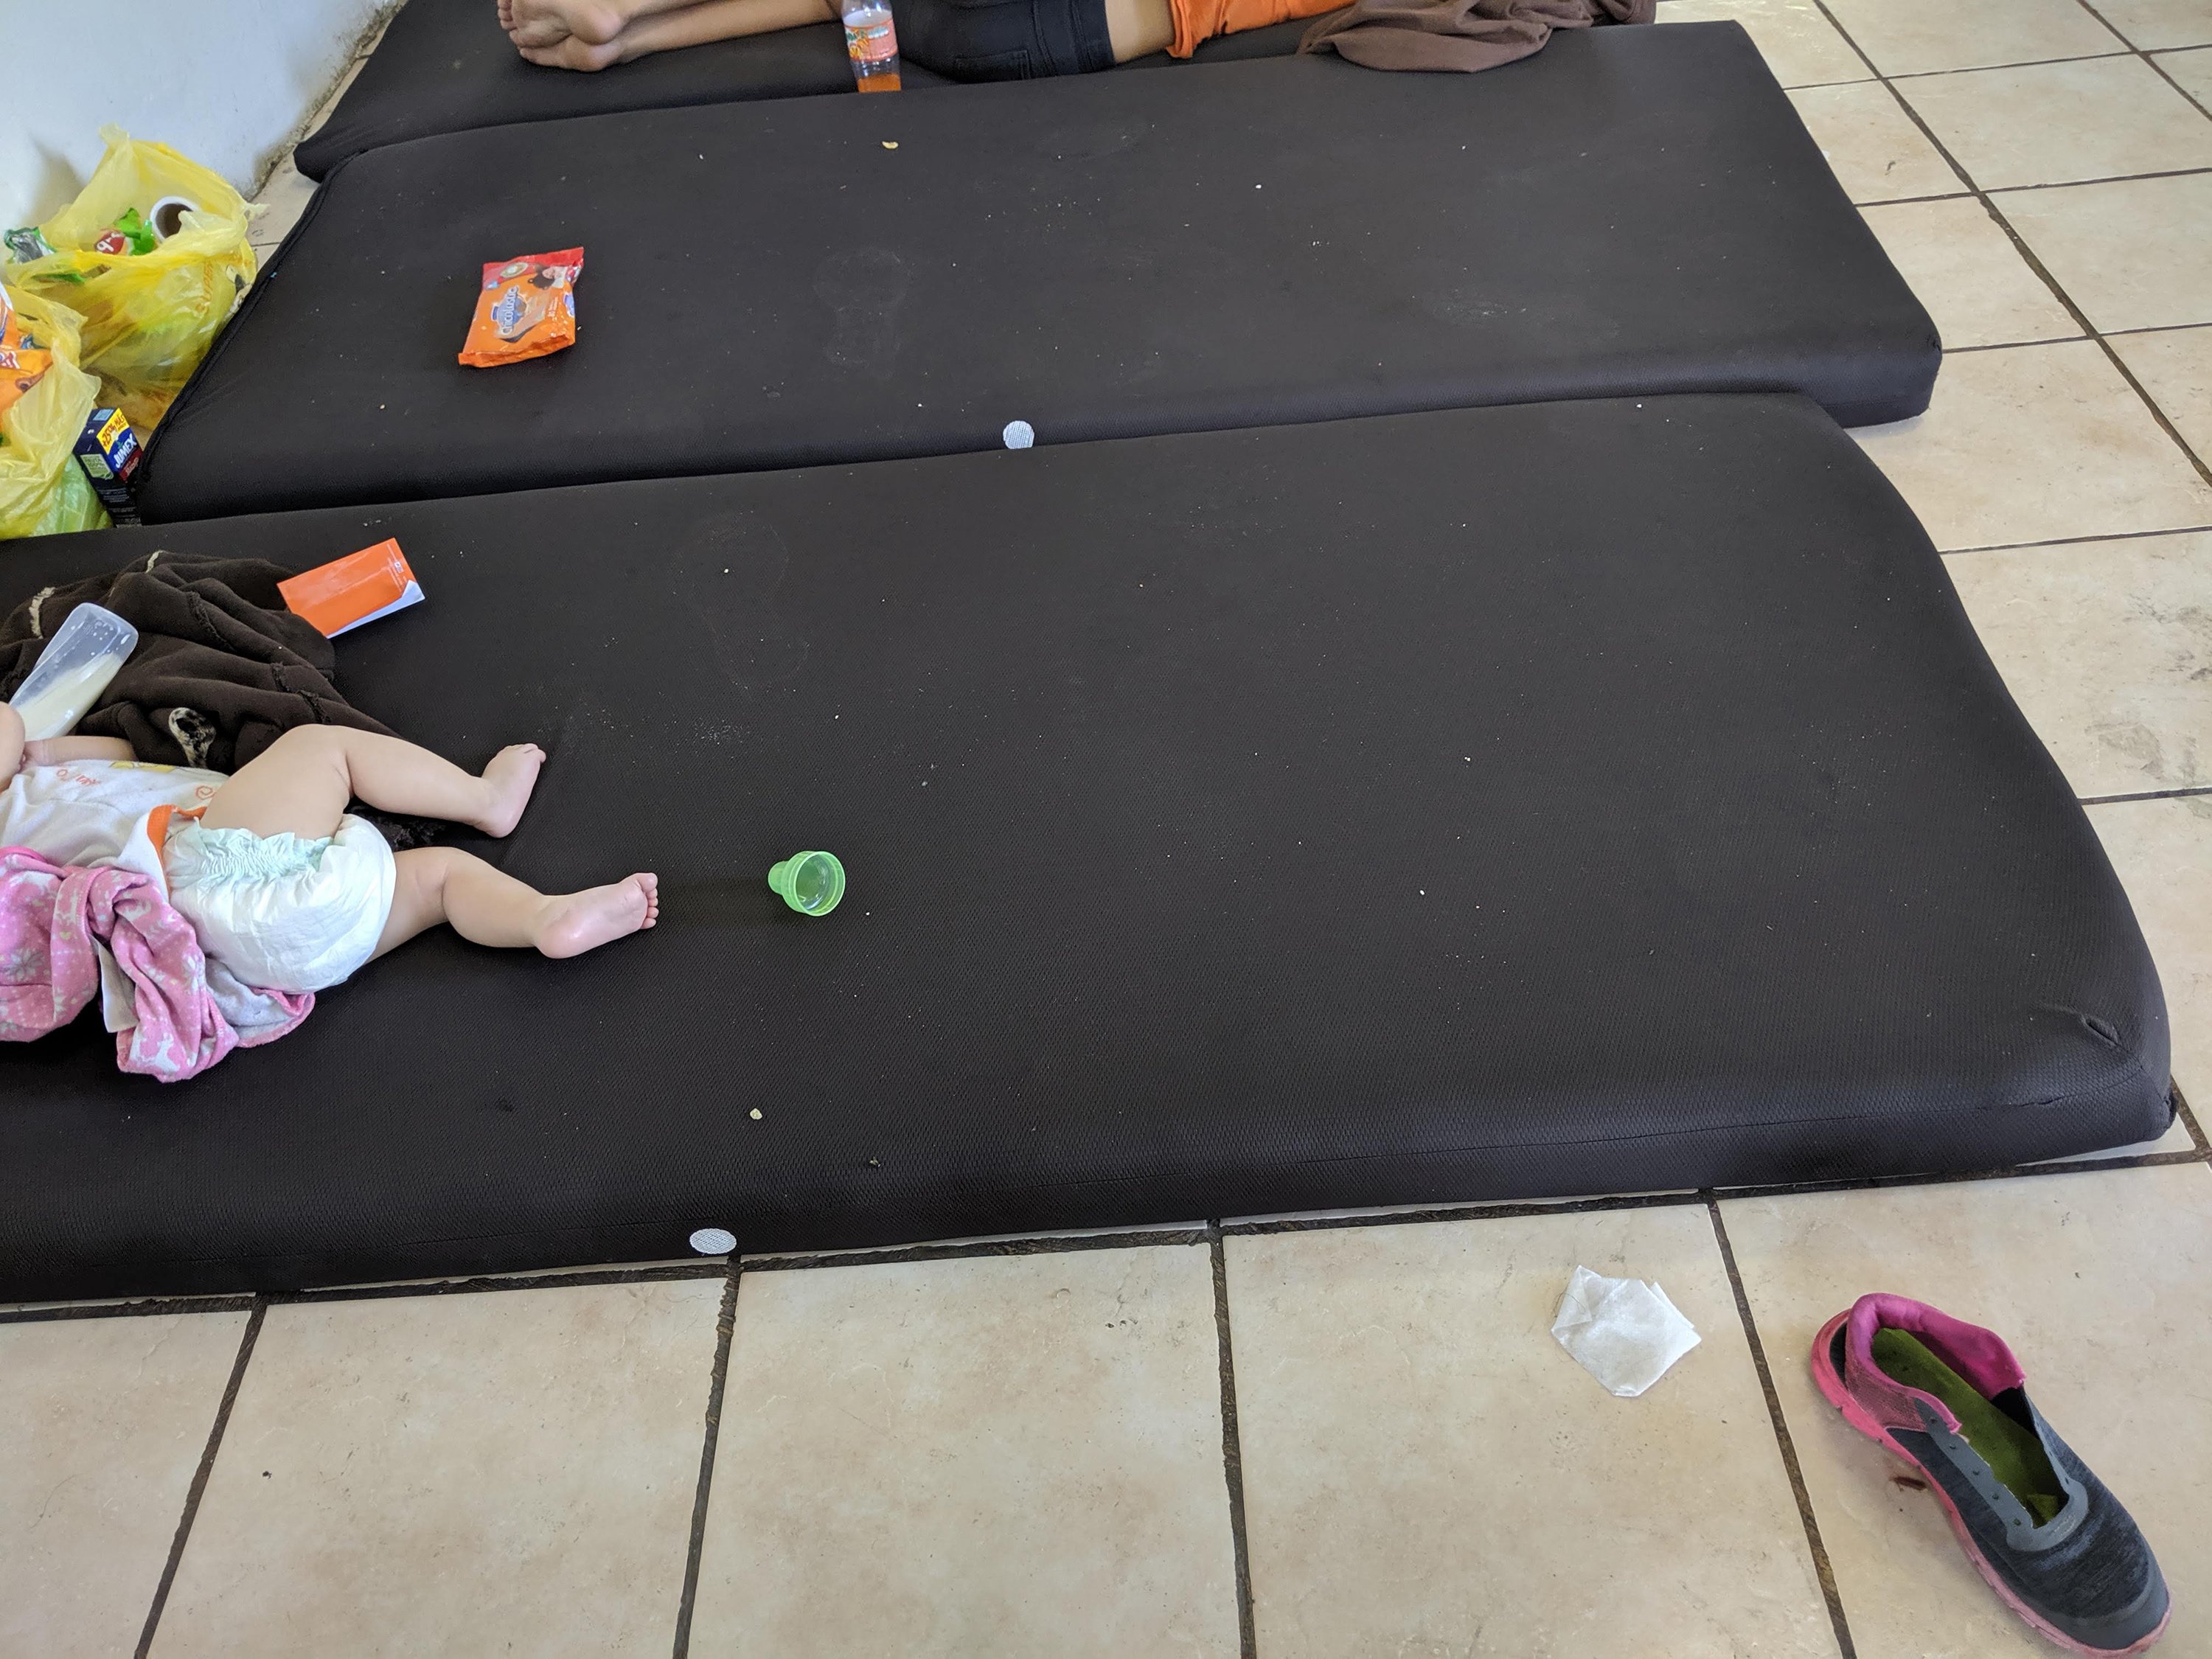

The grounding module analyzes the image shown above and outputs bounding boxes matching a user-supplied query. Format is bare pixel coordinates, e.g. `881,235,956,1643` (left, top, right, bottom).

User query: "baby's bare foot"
505,0,631,47
474,743,546,836
537,873,658,959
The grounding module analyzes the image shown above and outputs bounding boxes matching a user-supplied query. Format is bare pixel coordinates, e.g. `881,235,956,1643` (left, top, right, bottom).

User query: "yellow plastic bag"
0,284,108,540
4,127,257,438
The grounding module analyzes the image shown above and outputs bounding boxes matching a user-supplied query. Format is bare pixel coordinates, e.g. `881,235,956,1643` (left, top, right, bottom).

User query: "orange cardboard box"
279,539,424,637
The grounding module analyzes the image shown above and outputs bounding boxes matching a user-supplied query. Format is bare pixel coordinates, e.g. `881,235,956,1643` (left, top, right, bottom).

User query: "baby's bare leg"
376,847,661,960
200,727,545,842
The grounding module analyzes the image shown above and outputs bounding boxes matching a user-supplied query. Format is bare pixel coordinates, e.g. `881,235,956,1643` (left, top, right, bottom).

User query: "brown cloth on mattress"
0,551,395,773
1301,0,1653,72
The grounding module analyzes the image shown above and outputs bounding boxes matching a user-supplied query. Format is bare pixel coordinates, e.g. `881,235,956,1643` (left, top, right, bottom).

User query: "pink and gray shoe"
1811,1294,2169,1656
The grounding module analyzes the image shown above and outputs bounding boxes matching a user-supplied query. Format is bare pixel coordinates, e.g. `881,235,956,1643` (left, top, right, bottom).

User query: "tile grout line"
1206,1225,1261,1659
1880,49,2133,80
740,1225,1211,1274
1843,164,2212,206
0,1292,257,1327
1849,165,2212,205
670,1262,741,1659
1225,1189,1714,1237
1703,1197,1860,1659
1854,188,1978,206
2173,1083,2211,1158
1804,0,2212,494
1714,1147,2205,1202
1932,326,2212,361
279,1262,731,1305
1935,521,2212,554
1984,162,2212,193
1938,335,2088,355
0,1234,1207,1324
2077,784,2212,805
133,1298,265,1659
2065,0,2212,121
2101,319,2212,339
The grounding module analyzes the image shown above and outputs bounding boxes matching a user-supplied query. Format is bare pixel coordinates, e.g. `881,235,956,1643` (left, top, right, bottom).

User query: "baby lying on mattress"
1,701,658,998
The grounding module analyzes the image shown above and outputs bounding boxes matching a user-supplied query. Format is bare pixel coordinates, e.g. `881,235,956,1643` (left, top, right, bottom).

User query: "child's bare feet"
535,873,659,958
518,31,630,69
473,743,546,837
503,0,633,47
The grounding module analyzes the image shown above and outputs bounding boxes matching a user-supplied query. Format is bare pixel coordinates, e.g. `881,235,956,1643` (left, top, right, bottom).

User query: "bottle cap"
769,851,846,916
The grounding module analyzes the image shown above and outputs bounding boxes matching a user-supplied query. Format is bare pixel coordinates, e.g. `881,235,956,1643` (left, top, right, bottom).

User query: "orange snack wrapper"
0,288,55,422
458,247,582,368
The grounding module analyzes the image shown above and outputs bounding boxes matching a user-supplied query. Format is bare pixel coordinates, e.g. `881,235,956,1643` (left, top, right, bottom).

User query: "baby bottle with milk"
8,603,139,741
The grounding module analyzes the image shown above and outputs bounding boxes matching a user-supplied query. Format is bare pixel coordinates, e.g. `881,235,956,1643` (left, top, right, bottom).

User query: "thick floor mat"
1,395,2165,1300
141,30,1937,522
294,0,1315,181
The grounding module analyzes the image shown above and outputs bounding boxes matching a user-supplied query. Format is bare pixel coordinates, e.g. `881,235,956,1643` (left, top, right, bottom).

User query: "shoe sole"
1809,1311,2171,1658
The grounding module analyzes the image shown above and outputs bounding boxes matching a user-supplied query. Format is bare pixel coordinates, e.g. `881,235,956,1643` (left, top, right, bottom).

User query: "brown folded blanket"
1301,0,1653,72
0,551,395,773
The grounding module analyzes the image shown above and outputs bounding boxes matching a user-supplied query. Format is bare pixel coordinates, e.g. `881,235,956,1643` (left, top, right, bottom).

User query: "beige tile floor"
8,0,2212,1653
2166,44,2212,105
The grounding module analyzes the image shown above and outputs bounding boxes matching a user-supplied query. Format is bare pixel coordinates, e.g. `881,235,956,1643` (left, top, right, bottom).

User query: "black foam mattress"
293,0,1317,181
140,29,1938,524
1,395,2167,1301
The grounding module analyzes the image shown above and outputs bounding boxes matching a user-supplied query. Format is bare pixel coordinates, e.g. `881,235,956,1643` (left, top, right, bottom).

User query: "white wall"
1,0,388,229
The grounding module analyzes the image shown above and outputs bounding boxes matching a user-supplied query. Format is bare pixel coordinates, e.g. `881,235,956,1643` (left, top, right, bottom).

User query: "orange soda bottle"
841,0,902,91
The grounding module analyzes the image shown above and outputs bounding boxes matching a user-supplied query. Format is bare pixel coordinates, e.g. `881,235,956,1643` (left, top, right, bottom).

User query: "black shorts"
890,0,1118,80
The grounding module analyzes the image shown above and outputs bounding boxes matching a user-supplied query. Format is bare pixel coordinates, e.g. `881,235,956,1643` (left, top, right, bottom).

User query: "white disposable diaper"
166,815,397,994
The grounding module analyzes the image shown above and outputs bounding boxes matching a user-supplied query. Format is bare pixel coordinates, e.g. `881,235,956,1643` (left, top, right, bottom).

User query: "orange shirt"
1169,0,1339,56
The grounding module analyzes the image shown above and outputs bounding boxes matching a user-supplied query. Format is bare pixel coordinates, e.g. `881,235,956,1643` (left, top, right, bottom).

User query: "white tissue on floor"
1551,1264,1701,1397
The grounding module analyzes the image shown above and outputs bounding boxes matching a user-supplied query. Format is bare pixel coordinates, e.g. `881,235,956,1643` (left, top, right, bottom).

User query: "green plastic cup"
769,850,846,917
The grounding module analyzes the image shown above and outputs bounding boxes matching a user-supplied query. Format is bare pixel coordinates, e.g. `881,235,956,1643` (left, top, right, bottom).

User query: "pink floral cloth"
0,844,311,1081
